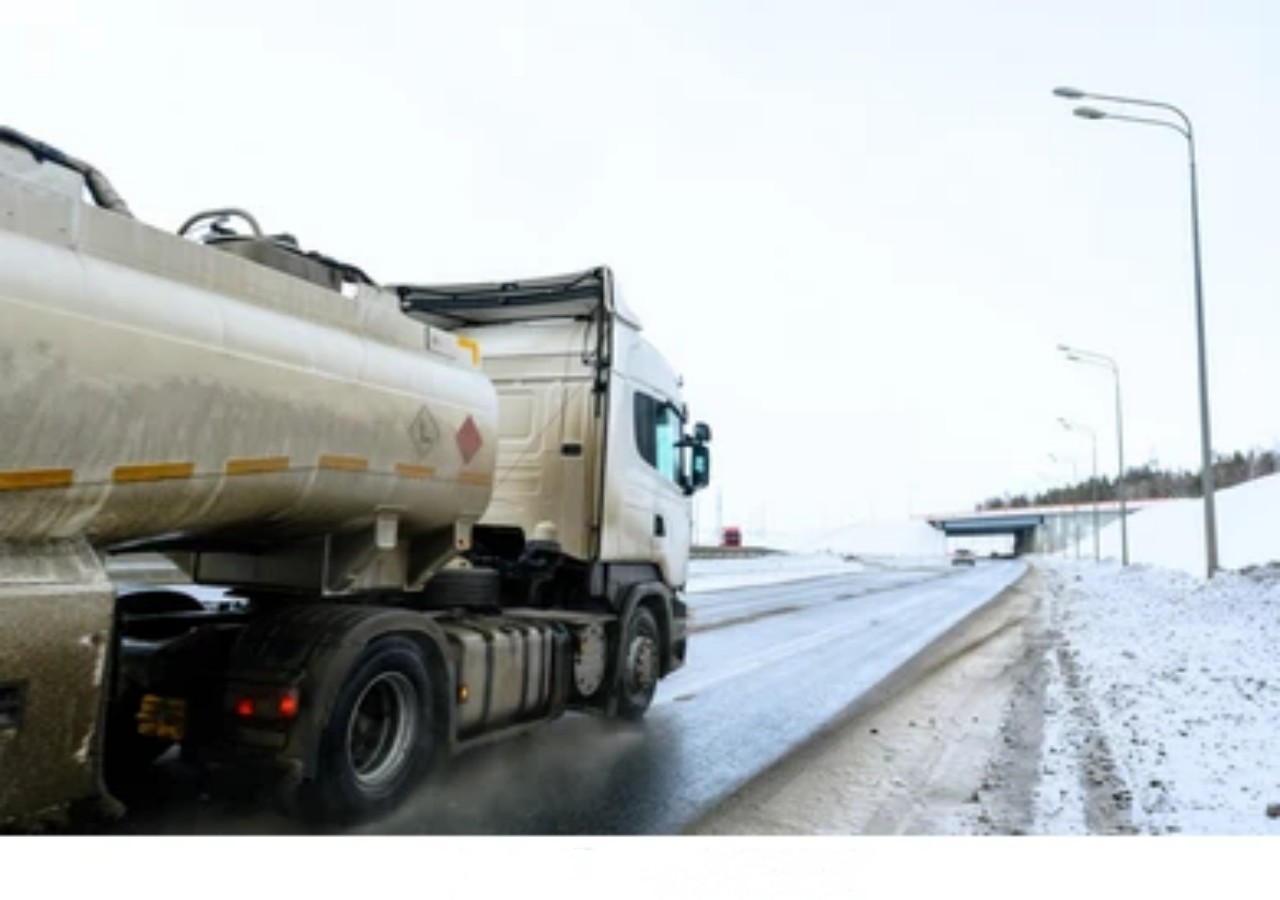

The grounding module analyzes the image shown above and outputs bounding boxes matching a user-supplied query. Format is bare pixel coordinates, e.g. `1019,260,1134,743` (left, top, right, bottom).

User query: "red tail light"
233,688,300,721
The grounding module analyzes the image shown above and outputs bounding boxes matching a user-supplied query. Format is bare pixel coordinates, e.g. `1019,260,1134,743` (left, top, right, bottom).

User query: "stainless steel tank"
0,143,498,549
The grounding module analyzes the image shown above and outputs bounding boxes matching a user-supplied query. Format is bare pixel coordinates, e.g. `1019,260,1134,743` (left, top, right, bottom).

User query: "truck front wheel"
305,636,434,822
615,605,660,720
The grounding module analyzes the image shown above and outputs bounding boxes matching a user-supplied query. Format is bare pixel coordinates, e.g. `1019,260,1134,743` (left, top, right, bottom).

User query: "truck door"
631,389,692,586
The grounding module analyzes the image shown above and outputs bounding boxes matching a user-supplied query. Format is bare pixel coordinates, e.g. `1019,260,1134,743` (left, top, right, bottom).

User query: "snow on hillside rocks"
1080,471,1280,577
1038,558,1280,834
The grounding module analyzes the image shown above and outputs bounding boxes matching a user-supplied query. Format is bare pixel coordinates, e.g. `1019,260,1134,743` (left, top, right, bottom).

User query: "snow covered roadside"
1027,558,1280,834
1075,470,1280,577
693,552,1280,837
685,552,865,593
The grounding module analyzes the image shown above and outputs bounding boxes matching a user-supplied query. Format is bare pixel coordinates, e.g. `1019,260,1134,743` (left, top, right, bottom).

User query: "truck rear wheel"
304,636,434,822
615,605,660,720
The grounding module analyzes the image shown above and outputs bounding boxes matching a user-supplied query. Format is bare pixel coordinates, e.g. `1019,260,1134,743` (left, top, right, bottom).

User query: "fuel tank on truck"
0,141,498,563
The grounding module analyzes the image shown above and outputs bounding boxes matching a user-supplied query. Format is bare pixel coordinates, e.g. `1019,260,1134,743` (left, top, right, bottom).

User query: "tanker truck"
0,127,712,827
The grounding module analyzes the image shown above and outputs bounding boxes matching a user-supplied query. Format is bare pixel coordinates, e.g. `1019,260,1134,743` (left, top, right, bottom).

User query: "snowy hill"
769,519,949,560
1076,471,1280,577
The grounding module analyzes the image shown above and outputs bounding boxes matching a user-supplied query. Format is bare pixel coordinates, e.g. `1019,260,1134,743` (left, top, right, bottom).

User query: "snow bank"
772,519,949,559
686,552,863,593
1040,558,1280,834
1078,471,1280,577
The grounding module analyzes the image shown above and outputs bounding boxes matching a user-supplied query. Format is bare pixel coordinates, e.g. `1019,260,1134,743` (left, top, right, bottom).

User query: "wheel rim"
345,671,419,791
626,632,658,699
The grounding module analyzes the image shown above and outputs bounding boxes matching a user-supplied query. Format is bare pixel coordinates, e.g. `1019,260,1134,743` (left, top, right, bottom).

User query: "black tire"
414,567,501,610
615,605,661,720
304,636,435,822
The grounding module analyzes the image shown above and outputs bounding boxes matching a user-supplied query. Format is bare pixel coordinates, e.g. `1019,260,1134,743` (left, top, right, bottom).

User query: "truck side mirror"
689,445,711,492
694,422,712,443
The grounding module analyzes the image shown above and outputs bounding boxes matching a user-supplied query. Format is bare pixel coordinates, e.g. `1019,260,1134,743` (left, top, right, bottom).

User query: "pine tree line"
976,448,1280,512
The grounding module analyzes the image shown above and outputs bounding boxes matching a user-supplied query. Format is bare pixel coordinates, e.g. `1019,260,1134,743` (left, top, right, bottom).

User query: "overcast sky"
8,1,1278,545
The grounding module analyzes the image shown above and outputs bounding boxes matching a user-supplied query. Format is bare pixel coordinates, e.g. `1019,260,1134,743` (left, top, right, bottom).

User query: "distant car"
952,549,976,566
721,526,742,548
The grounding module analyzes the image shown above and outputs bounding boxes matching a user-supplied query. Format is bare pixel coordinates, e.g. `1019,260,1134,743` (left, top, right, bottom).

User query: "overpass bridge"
924,500,1161,558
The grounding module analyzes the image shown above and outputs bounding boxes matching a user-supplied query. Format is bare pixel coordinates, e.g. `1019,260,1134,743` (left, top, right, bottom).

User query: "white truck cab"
398,269,711,590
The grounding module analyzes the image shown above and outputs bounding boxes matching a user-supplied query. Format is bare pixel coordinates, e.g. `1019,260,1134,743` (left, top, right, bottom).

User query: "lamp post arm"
1068,353,1118,375
1091,111,1191,143
1079,91,1194,139
1062,345,1118,373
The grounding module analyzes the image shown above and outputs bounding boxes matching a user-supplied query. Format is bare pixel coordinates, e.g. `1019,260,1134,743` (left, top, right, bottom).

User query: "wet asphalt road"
107,560,1026,835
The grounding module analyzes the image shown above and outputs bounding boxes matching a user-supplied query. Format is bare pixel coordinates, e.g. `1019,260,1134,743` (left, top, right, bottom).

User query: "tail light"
232,687,301,722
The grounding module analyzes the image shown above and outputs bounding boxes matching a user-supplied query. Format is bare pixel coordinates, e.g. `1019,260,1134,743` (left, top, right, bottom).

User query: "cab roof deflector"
395,266,641,330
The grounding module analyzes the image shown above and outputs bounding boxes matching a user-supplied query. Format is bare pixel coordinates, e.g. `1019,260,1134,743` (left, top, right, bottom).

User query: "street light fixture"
1058,344,1129,566
1053,84,1218,578
1047,452,1081,559
1059,418,1100,562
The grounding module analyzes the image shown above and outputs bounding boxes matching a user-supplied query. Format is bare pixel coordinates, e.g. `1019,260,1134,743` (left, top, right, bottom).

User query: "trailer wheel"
615,605,660,720
306,636,434,821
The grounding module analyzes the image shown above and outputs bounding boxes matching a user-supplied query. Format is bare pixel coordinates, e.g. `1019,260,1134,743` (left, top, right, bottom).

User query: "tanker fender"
224,603,456,781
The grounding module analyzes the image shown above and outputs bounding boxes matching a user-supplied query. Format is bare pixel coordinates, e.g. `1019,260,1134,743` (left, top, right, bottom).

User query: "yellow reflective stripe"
457,337,481,366
0,468,75,490
113,462,195,483
5,457,463,486
317,454,369,472
395,463,437,480
225,456,291,476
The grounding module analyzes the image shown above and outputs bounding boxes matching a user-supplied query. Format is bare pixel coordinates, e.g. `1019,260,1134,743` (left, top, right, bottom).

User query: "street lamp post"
1060,418,1100,562
1059,344,1129,565
1053,85,1218,578
1036,469,1069,556
1048,452,1080,559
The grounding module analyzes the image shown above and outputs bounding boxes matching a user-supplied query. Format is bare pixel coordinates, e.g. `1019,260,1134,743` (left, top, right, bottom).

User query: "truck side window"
634,391,681,485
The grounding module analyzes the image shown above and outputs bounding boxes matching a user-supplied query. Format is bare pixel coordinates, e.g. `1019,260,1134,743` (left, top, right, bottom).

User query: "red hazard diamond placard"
456,415,483,464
